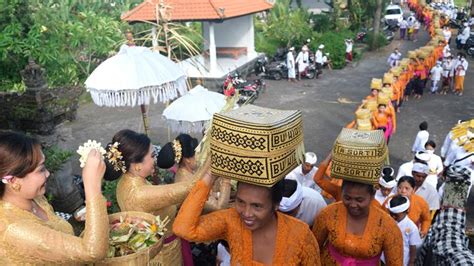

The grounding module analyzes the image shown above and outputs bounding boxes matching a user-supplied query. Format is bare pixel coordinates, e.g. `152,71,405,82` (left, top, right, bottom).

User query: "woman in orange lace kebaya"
173,170,321,265
371,103,394,143
312,180,403,265
313,154,382,211
383,176,431,237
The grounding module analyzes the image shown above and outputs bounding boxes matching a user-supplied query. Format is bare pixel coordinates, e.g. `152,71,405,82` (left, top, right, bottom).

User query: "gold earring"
135,166,142,172
11,183,21,192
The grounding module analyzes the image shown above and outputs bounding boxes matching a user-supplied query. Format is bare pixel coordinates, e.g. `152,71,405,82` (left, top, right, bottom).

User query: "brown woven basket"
210,105,304,187
331,128,387,185
93,211,164,266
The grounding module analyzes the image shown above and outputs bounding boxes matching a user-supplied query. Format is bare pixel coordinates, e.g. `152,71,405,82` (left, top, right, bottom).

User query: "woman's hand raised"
82,149,105,198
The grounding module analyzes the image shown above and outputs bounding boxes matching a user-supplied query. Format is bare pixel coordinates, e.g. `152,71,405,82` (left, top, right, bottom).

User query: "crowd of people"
0,0,472,266
286,43,332,82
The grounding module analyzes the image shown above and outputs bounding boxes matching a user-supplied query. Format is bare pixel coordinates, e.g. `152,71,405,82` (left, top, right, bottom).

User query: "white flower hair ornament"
77,140,106,168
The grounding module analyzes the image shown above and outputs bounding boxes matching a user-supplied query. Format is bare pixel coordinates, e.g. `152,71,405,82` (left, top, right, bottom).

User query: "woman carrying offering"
312,180,403,265
173,165,320,265
105,129,204,265
0,131,109,265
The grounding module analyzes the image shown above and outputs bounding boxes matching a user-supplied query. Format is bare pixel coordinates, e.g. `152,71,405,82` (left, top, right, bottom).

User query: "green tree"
0,0,139,91
255,0,314,55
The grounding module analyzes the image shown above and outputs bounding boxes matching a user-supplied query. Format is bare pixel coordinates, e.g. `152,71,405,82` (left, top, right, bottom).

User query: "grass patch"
454,0,468,7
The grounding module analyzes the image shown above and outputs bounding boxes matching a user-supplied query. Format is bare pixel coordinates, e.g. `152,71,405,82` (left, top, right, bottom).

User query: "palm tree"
372,0,383,49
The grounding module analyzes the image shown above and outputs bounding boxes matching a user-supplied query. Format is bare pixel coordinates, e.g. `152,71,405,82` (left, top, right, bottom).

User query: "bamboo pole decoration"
140,104,150,136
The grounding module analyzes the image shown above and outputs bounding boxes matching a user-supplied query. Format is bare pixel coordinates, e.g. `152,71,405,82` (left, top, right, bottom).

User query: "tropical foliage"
255,0,315,56
0,0,139,91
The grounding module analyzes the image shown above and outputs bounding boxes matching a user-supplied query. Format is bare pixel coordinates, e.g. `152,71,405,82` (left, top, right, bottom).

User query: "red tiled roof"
121,0,273,22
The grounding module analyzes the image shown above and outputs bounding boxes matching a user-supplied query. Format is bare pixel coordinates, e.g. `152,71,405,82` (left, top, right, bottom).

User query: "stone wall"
0,60,83,135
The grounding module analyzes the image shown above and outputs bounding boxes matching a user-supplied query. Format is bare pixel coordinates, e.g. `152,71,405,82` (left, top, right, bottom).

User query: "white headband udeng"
379,176,397,188
279,181,304,212
388,197,410,214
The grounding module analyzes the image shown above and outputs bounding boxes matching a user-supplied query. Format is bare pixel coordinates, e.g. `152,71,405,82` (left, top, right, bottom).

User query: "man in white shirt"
286,47,296,82
279,179,327,226
457,23,470,48
454,53,468,96
424,140,444,189
413,20,421,42
295,45,309,80
412,163,440,211
429,61,443,94
442,26,452,44
412,121,429,153
441,55,453,94
442,45,451,59
396,151,431,180
315,44,324,79
387,196,422,266
286,152,319,191
399,19,408,40
387,48,402,67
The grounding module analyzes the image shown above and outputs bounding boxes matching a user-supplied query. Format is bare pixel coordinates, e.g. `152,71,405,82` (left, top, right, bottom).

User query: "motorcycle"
449,18,463,30
267,61,288,80
456,31,474,50
219,72,265,104
254,56,268,77
356,25,394,43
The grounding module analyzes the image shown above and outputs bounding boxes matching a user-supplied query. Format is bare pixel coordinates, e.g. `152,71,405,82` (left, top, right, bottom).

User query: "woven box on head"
210,105,304,187
331,128,388,185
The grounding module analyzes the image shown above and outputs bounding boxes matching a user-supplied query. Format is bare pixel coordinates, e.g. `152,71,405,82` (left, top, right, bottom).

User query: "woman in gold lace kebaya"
158,133,231,213
0,131,109,265
105,129,206,265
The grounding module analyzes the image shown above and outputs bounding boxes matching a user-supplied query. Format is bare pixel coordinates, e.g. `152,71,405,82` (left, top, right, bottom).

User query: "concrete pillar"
248,15,256,56
209,22,217,74
151,26,158,48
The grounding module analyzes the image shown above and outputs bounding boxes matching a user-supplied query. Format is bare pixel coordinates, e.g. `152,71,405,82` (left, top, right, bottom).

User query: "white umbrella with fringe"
85,45,187,135
162,85,233,134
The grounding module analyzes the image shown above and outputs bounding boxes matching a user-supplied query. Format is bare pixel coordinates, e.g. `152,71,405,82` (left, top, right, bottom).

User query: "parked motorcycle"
356,26,394,43
267,61,288,80
219,72,265,104
449,18,463,30
254,56,268,77
455,31,474,50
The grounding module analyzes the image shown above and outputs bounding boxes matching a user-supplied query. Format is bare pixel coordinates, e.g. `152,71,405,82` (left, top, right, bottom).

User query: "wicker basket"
93,211,164,266
356,119,372,131
383,73,394,85
408,51,417,59
331,128,387,185
365,99,378,111
382,87,393,99
210,105,304,187
370,78,382,90
355,108,371,120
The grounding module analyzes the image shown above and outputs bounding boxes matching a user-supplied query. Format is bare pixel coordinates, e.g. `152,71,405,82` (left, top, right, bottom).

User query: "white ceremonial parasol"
85,45,188,134
162,85,232,134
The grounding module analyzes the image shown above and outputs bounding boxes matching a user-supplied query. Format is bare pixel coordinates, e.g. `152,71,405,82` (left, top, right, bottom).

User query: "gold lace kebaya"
0,195,108,265
115,165,206,265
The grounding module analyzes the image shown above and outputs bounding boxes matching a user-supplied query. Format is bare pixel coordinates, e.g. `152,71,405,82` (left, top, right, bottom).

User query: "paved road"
55,29,474,229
